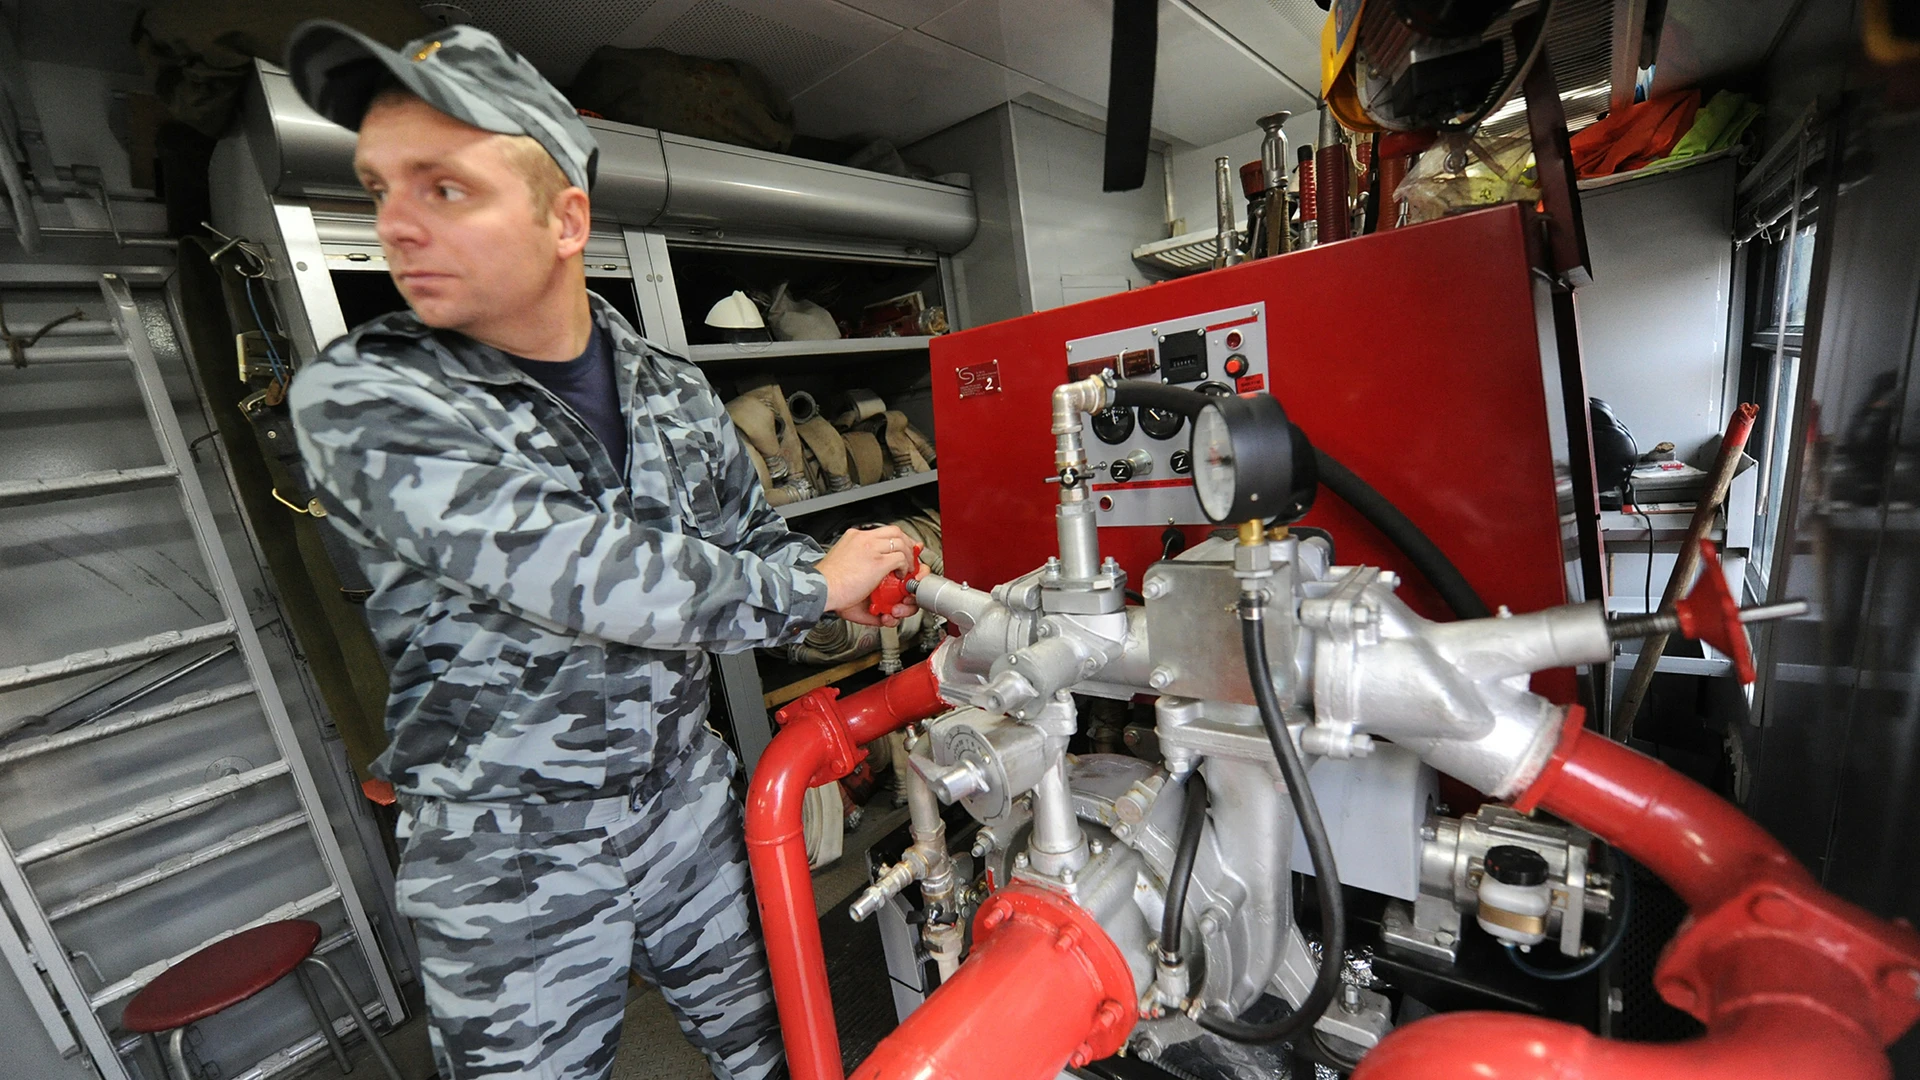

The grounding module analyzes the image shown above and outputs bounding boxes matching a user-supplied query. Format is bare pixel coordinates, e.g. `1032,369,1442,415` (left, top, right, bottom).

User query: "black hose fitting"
1161,772,1211,967
1190,591,1347,1045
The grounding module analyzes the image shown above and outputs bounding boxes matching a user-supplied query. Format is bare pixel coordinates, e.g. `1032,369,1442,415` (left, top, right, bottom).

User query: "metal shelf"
688,335,934,363
775,469,937,520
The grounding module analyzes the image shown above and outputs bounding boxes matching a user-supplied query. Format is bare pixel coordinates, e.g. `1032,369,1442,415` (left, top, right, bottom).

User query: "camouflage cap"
286,20,598,192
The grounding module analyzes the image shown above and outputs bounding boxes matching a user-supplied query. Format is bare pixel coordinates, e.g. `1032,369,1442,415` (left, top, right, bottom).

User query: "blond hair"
366,84,573,223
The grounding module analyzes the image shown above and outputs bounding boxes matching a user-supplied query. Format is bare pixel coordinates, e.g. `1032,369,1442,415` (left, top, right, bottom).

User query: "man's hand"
819,525,926,627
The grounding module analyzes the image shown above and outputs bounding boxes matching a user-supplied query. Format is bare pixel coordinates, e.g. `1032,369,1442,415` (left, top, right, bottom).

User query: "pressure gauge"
1090,404,1135,444
1139,406,1185,441
1188,394,1318,524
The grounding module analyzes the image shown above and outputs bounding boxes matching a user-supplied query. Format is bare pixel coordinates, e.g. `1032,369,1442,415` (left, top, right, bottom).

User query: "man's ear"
553,187,591,259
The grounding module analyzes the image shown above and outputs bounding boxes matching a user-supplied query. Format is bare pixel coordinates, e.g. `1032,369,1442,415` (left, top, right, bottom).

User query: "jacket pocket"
665,428,727,534
437,645,531,769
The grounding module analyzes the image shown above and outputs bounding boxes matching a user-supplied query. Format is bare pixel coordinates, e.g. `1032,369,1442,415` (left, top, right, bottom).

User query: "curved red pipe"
1356,722,1920,1080
852,883,1138,1080
745,659,947,1080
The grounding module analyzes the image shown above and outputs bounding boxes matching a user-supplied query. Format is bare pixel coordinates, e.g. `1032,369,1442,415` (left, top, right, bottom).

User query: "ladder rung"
0,620,235,694
15,343,131,364
0,682,254,766
0,464,177,508
16,760,290,865
87,884,340,1008
109,929,367,1059
47,812,307,921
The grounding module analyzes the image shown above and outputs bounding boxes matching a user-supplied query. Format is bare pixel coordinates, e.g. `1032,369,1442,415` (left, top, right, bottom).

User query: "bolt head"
1014,852,1029,868
1061,868,1076,884
1149,667,1174,690
1878,966,1920,1000
1434,930,1455,945
1089,838,1105,855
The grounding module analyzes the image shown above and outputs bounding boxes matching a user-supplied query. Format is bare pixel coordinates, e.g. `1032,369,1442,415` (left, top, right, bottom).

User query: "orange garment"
1568,90,1702,177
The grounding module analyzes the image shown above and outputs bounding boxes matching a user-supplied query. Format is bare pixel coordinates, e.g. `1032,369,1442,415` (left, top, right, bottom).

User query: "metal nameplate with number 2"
956,359,1002,399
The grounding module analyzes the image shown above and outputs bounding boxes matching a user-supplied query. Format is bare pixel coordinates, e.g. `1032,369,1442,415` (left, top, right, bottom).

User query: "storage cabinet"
629,235,956,770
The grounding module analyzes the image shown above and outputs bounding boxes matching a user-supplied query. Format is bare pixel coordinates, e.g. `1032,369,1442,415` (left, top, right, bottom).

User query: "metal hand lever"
865,541,922,618
1606,541,1806,683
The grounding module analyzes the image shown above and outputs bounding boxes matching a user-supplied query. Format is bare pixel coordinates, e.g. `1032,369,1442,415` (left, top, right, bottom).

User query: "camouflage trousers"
394,732,783,1079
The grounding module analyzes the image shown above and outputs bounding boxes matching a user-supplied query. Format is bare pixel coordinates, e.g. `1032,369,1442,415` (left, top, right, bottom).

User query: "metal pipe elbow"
1051,374,1112,435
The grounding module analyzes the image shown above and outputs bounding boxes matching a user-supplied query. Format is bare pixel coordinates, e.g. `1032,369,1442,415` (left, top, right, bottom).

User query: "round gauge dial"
1185,394,1320,525
1191,404,1236,522
1090,405,1136,444
1139,406,1185,441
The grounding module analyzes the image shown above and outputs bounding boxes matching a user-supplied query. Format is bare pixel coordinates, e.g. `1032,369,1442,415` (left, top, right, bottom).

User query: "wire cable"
1194,596,1345,1043
1505,848,1635,981
243,275,286,383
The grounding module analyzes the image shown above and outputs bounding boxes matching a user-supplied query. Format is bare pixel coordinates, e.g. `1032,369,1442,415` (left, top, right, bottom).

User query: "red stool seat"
123,920,322,1033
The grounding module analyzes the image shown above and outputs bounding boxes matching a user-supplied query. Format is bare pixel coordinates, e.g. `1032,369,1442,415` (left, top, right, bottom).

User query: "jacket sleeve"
689,382,833,652
290,356,829,652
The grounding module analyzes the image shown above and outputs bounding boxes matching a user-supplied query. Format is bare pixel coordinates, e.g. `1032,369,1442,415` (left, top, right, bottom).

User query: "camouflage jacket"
290,294,828,802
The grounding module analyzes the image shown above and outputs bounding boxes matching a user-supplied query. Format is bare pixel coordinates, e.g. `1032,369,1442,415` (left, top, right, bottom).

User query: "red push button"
1222,353,1249,378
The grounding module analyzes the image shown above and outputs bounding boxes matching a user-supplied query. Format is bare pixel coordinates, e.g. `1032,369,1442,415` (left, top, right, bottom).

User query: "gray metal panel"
244,63,975,251
1578,159,1739,464
244,62,362,200
582,116,671,226
656,132,977,253
905,105,1029,324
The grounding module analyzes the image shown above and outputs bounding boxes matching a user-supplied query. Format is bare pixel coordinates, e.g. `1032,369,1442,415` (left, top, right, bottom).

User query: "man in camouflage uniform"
284,22,923,1080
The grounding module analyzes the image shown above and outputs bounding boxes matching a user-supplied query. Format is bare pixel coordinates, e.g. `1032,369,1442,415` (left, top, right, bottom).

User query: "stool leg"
143,1032,171,1080
303,956,404,1080
166,1028,191,1080
294,964,355,1073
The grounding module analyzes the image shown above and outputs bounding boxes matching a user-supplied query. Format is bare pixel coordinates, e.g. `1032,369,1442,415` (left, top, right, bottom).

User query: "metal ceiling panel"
826,0,970,29
439,0,664,84
614,0,901,98
921,0,1310,147
1189,0,1325,99
790,29,1044,144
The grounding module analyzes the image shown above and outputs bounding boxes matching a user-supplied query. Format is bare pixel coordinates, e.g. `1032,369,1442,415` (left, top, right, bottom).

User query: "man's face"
354,97,560,333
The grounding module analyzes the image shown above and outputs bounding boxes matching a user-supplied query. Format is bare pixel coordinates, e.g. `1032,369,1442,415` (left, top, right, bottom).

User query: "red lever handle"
1673,539,1755,682
867,543,923,617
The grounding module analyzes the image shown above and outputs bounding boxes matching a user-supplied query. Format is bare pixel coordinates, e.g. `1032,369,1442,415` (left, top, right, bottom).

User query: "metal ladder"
0,273,401,1079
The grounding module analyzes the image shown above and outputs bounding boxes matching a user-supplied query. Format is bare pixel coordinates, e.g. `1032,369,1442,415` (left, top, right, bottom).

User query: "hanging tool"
1258,112,1292,257
1611,403,1761,734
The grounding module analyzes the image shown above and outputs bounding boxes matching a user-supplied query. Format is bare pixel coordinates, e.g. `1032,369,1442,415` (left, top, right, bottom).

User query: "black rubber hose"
1312,449,1490,620
1196,597,1346,1044
1109,381,1485,620
1111,381,1210,416
1160,771,1211,964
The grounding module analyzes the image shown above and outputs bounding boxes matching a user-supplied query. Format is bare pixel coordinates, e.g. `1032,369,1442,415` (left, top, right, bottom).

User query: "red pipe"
745,659,948,1080
852,883,1139,1080
1355,721,1920,1080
